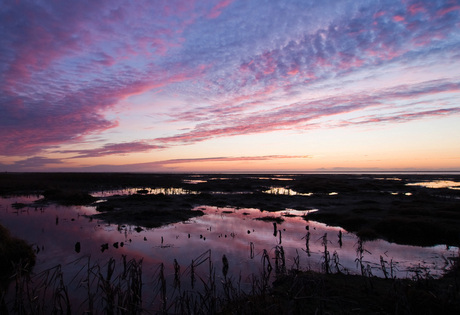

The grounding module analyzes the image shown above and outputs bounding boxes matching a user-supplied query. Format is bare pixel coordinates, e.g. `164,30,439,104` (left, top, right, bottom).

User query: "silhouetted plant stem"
338,230,343,248
320,233,331,274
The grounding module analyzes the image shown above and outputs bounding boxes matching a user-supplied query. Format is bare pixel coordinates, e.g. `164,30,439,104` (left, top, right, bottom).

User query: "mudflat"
1,172,460,313
1,172,459,247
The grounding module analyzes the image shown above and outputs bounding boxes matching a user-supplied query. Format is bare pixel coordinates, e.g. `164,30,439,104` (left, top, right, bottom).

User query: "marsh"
1,173,459,313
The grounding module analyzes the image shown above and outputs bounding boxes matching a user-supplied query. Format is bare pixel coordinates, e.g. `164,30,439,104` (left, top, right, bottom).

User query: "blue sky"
1,0,460,172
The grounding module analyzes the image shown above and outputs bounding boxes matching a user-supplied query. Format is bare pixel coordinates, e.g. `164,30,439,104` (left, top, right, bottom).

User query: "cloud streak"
0,156,64,172
155,80,460,147
59,141,164,159
1,154,307,172
0,0,459,171
0,0,208,156
159,155,309,165
331,108,460,128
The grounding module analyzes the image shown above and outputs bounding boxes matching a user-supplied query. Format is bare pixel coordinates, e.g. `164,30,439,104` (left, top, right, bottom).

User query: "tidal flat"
1,172,459,313
2,172,459,246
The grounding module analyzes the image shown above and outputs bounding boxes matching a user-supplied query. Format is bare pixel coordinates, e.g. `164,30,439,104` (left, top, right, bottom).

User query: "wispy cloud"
332,108,460,128
31,79,459,160
0,0,208,156
0,156,64,172
206,0,234,19
159,155,309,165
1,0,459,171
0,154,307,172
59,141,164,159
155,80,460,147
0,61,203,155
175,0,460,101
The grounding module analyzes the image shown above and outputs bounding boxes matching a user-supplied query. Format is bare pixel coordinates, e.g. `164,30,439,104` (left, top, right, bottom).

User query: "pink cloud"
168,78,460,147
10,156,64,169
171,84,277,123
437,4,460,17
287,68,299,76
59,141,164,158
1,1,104,90
206,0,233,19
373,11,386,18
2,0,459,164
156,80,460,147
159,155,309,165
408,3,426,15
334,108,460,128
156,100,372,145
1,154,309,172
1,78,125,155
0,63,203,156
212,0,460,101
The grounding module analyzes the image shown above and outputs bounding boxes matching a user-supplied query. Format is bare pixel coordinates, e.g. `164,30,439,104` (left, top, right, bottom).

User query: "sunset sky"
1,0,460,172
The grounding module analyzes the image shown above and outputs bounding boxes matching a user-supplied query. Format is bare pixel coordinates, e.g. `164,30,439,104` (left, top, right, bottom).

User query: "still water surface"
2,191,458,310
1,194,457,282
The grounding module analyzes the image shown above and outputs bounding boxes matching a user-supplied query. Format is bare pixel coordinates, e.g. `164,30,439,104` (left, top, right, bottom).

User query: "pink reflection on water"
1,197,458,289
1,196,458,311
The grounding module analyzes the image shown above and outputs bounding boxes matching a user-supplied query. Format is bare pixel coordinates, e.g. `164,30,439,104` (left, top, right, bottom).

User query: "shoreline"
1,172,459,247
1,173,459,313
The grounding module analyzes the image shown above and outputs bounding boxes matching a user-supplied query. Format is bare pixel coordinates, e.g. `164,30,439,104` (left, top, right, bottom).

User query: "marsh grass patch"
255,216,285,223
0,224,36,285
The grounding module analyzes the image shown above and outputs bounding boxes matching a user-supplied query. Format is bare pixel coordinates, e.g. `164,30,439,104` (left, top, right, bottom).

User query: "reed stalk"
320,233,331,274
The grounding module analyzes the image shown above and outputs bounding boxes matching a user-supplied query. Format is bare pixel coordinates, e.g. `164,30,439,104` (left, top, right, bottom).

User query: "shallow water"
1,195,457,277
91,187,199,197
263,187,313,196
406,180,460,190
0,194,458,312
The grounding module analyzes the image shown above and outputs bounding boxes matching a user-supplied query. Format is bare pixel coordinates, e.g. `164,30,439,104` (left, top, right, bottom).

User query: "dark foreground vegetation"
0,224,35,283
0,241,459,314
0,224,36,313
